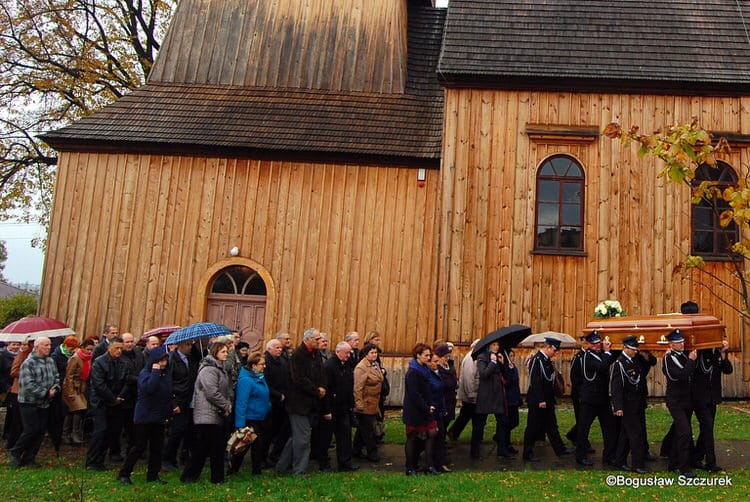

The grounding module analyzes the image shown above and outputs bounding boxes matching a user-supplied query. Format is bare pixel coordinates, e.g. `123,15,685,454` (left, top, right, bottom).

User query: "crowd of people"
0,313,734,482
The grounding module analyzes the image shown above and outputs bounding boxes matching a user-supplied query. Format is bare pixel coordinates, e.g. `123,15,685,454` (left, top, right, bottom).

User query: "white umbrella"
519,331,579,348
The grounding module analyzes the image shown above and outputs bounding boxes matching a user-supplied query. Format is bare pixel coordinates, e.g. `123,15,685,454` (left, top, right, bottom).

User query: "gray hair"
344,331,359,342
275,331,290,340
303,328,318,340
266,339,282,350
335,341,351,352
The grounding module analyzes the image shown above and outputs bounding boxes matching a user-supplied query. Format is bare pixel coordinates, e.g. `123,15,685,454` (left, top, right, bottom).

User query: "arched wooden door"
206,265,267,352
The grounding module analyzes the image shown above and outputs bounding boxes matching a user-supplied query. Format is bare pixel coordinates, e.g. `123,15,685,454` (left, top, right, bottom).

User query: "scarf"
76,348,93,381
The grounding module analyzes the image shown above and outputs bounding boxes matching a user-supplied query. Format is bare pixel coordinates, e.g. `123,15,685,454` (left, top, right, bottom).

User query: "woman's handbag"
226,426,258,456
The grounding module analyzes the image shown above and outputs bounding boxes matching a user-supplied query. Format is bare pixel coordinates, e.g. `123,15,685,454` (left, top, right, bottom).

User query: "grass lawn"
0,402,747,501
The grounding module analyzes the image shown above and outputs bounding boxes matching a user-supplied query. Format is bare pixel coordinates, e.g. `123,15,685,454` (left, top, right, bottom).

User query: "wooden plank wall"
41,154,439,354
439,90,750,396
150,0,408,93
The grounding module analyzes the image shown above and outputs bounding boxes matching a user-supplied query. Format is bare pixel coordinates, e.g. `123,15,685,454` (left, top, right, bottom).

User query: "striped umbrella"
165,322,232,345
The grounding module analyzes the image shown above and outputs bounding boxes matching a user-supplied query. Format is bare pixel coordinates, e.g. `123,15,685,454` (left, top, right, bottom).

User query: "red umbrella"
138,324,181,345
0,316,75,343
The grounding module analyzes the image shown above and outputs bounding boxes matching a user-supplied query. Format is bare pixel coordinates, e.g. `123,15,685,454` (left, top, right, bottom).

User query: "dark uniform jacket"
569,349,584,403
609,353,641,412
323,355,354,416
88,352,127,409
285,343,327,416
579,349,613,405
691,348,733,407
526,351,557,407
662,350,696,409
475,352,506,415
634,351,657,405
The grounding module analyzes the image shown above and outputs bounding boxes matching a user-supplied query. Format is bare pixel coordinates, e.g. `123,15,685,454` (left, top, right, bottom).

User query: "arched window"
211,265,267,295
691,161,738,259
534,155,585,253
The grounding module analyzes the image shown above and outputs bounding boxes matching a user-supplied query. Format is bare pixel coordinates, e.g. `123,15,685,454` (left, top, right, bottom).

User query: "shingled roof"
439,0,750,94
42,2,445,166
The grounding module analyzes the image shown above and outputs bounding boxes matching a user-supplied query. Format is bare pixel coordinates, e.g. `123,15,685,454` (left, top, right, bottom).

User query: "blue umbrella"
165,322,232,344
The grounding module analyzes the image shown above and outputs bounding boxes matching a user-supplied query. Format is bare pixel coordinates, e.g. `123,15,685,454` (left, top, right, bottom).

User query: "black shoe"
109,454,124,462
690,461,707,470
352,450,365,459
681,470,696,478
319,464,333,472
558,447,575,456
86,464,107,471
8,453,22,467
339,465,360,472
634,467,649,474
405,469,418,476
147,477,168,485
706,464,724,472
576,458,593,466
523,455,541,462
645,453,658,462
25,460,41,468
619,464,632,472
365,454,380,463
117,476,133,485
425,466,442,475
587,447,596,454
508,446,519,454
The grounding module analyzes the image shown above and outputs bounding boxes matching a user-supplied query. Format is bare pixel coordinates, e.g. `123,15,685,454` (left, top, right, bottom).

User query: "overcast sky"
1,222,45,285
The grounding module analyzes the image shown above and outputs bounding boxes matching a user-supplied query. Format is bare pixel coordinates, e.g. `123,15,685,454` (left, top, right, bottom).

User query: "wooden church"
41,0,750,396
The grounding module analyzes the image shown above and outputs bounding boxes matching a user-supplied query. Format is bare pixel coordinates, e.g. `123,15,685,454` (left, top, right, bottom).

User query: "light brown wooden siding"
439,90,750,396
150,0,408,93
41,154,439,354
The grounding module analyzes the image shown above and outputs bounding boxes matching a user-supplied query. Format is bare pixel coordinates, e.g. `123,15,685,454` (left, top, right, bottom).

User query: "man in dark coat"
575,331,616,466
634,348,657,460
691,340,732,471
162,340,200,471
263,338,290,465
609,336,648,473
662,329,698,478
316,341,358,471
522,338,570,461
276,328,327,475
119,333,147,457
86,337,127,470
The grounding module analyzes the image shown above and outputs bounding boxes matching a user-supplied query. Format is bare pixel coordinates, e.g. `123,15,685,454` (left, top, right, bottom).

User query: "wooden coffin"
583,314,725,350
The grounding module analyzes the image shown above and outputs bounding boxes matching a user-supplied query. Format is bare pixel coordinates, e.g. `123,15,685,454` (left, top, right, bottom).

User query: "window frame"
533,154,586,256
690,160,739,261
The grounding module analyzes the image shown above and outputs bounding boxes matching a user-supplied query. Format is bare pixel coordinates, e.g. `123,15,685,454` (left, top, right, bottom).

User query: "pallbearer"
609,336,647,474
662,329,697,478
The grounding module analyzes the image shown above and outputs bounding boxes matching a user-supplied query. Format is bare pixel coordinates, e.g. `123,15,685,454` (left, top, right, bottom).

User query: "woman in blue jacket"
402,343,438,475
229,351,271,475
118,346,172,485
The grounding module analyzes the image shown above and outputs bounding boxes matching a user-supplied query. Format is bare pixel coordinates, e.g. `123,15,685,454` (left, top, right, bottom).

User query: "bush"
0,294,38,328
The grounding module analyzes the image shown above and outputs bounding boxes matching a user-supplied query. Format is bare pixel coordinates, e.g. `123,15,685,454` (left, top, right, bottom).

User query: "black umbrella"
471,324,532,359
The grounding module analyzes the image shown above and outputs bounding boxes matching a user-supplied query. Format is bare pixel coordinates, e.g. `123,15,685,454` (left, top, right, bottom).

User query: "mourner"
691,340,732,471
575,331,616,467
522,337,571,462
662,329,698,478
609,336,647,473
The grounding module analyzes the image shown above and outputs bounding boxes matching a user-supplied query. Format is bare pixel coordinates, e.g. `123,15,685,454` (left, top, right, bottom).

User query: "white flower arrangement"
594,300,626,318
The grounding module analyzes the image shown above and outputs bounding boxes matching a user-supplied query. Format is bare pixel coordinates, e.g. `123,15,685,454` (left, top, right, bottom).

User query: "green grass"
1,402,748,501
1,464,747,501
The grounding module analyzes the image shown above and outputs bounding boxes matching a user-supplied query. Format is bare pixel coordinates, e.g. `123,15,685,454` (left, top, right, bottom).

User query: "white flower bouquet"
593,300,626,318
